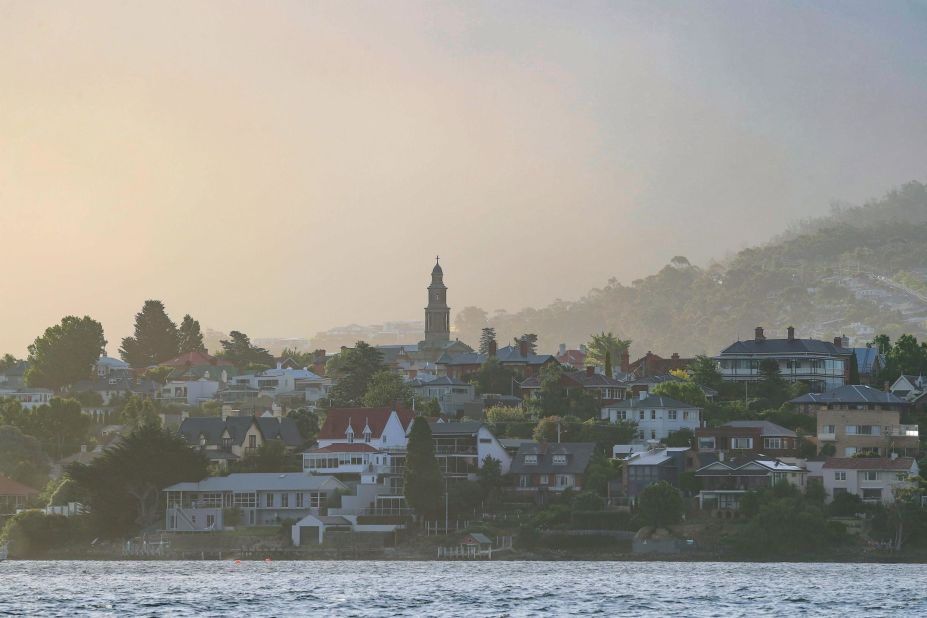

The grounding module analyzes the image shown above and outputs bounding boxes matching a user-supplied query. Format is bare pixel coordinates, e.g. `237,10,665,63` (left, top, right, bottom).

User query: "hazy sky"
2,1,926,356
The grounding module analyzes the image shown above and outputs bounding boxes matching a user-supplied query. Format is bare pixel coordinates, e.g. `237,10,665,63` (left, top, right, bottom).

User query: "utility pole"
444,477,449,534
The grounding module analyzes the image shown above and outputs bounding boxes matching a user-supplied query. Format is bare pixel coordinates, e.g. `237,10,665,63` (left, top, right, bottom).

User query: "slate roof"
722,420,796,438
604,394,700,409
852,347,885,375
437,346,556,367
509,442,596,475
317,408,415,440
410,376,470,387
428,421,484,435
695,457,803,476
164,473,346,493
822,457,916,470
789,385,907,406
178,416,303,448
718,338,851,356
71,377,158,394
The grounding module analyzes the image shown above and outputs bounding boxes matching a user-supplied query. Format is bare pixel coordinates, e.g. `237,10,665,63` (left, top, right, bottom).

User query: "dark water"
0,560,925,616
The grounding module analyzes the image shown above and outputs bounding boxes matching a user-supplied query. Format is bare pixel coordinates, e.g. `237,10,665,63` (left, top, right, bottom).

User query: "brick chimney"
488,340,497,358
586,365,595,377
620,349,630,374
833,336,842,348
787,326,795,341
518,340,528,358
671,352,680,370
754,327,766,342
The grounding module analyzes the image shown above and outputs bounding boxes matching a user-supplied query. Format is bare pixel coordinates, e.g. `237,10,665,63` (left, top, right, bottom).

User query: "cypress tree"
403,417,442,518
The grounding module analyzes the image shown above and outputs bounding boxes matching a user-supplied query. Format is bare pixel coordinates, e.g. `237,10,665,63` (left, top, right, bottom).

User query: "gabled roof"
604,394,699,410
509,442,595,475
178,416,302,448
164,473,347,493
722,420,797,438
852,347,885,374
159,350,234,368
718,338,851,357
822,457,916,471
317,408,415,440
0,474,40,496
789,385,907,406
695,457,803,475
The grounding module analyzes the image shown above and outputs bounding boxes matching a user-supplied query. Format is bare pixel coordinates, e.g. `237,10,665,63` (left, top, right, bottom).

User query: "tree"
362,370,413,408
230,440,298,473
287,408,320,444
120,396,160,429
637,481,684,528
421,398,442,417
120,300,180,367
467,358,516,396
177,314,206,354
479,327,497,355
217,330,275,369
583,453,620,496
651,380,708,408
687,355,723,391
873,334,891,355
327,342,385,406
604,350,613,379
403,417,443,518
0,353,19,371
28,398,92,460
25,316,106,390
453,306,489,348
68,422,208,537
477,456,504,505
756,358,789,406
664,427,694,447
584,332,631,375
0,425,49,489
529,364,599,420
513,333,539,355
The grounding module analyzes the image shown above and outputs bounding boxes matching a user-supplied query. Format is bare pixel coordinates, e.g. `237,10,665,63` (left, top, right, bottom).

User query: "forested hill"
454,181,927,357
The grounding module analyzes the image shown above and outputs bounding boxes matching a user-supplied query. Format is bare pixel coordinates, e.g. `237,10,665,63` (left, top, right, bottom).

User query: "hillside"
454,181,927,357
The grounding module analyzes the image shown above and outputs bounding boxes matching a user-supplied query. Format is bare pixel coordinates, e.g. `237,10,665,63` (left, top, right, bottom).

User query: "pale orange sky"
2,1,926,355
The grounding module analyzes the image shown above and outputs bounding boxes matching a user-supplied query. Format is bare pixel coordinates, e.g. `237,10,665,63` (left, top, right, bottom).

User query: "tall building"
424,256,450,344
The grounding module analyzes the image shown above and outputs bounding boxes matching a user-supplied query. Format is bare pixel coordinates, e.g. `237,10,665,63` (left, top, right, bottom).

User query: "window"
682,411,689,420
206,514,216,529
650,430,656,440
552,454,567,465
698,437,716,450
844,447,857,456
834,471,847,481
248,435,257,448
896,472,909,481
863,471,878,482
821,425,835,434
296,493,304,508
556,475,574,488
519,475,530,488
862,488,882,500
764,438,783,450
479,438,492,444
639,410,645,420
539,474,549,485
364,431,372,443
265,493,275,507
731,437,753,449
281,493,289,508
668,410,677,420
650,410,656,420
613,410,627,421
524,455,537,465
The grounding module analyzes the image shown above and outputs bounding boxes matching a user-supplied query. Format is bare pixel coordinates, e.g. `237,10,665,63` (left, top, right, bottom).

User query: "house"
790,385,918,457
821,457,919,505
601,393,701,442
715,326,852,392
437,341,558,381
695,421,801,457
0,474,39,517
0,386,54,410
555,344,587,369
159,378,220,406
509,442,596,501
228,364,332,408
890,375,927,413
409,376,478,416
178,416,304,469
627,351,693,378
290,514,354,545
520,366,627,406
0,360,28,388
71,376,158,407
163,472,347,530
315,407,415,451
158,350,235,369
429,421,511,480
695,457,807,512
622,447,691,499
618,373,717,401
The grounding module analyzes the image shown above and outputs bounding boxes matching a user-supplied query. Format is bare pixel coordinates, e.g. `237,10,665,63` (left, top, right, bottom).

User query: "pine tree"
604,350,612,378
177,315,206,354
479,328,497,355
119,300,180,367
26,316,106,390
403,417,442,518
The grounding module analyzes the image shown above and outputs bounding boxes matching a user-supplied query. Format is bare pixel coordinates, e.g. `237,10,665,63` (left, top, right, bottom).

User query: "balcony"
817,432,836,442
889,425,919,438
434,446,478,455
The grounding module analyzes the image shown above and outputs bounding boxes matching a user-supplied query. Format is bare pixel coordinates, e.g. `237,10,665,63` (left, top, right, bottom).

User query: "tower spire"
424,256,450,345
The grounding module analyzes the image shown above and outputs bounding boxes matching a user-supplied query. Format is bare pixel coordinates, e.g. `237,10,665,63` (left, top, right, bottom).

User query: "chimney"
558,343,566,356
787,326,795,341
620,349,630,374
276,361,283,370
488,340,497,358
754,327,765,342
518,340,528,358
586,365,595,377
832,336,841,347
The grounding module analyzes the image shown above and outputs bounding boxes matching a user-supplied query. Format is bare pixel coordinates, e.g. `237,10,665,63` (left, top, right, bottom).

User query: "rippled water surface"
1,560,925,616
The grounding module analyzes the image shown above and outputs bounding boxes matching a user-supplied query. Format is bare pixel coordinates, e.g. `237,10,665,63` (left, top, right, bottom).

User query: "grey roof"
164,473,346,493
467,533,492,544
604,394,700,410
722,420,796,438
438,346,556,367
71,377,158,394
718,338,851,357
178,416,303,448
509,442,596,475
410,376,470,387
789,385,907,406
429,421,484,436
499,438,535,450
695,457,803,476
852,347,884,374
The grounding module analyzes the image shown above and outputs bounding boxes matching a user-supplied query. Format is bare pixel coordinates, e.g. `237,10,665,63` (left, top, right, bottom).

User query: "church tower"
424,256,450,344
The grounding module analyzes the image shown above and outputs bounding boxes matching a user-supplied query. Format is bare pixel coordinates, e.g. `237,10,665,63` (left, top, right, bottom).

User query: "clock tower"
424,256,450,344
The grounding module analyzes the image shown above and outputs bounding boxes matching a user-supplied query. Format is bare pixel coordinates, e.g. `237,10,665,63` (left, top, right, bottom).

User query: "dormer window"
347,430,354,444
524,455,537,465
364,430,372,443
552,454,567,465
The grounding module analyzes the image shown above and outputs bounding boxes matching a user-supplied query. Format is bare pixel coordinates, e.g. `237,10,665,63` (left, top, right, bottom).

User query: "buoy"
234,559,241,565
264,557,272,563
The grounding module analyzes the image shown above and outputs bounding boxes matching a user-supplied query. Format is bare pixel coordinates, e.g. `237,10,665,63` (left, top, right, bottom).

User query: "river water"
0,560,924,616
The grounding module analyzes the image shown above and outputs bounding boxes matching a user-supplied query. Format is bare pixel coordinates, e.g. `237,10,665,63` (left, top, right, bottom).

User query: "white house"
0,386,53,410
230,364,331,406
821,457,919,505
160,378,220,406
601,393,701,442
